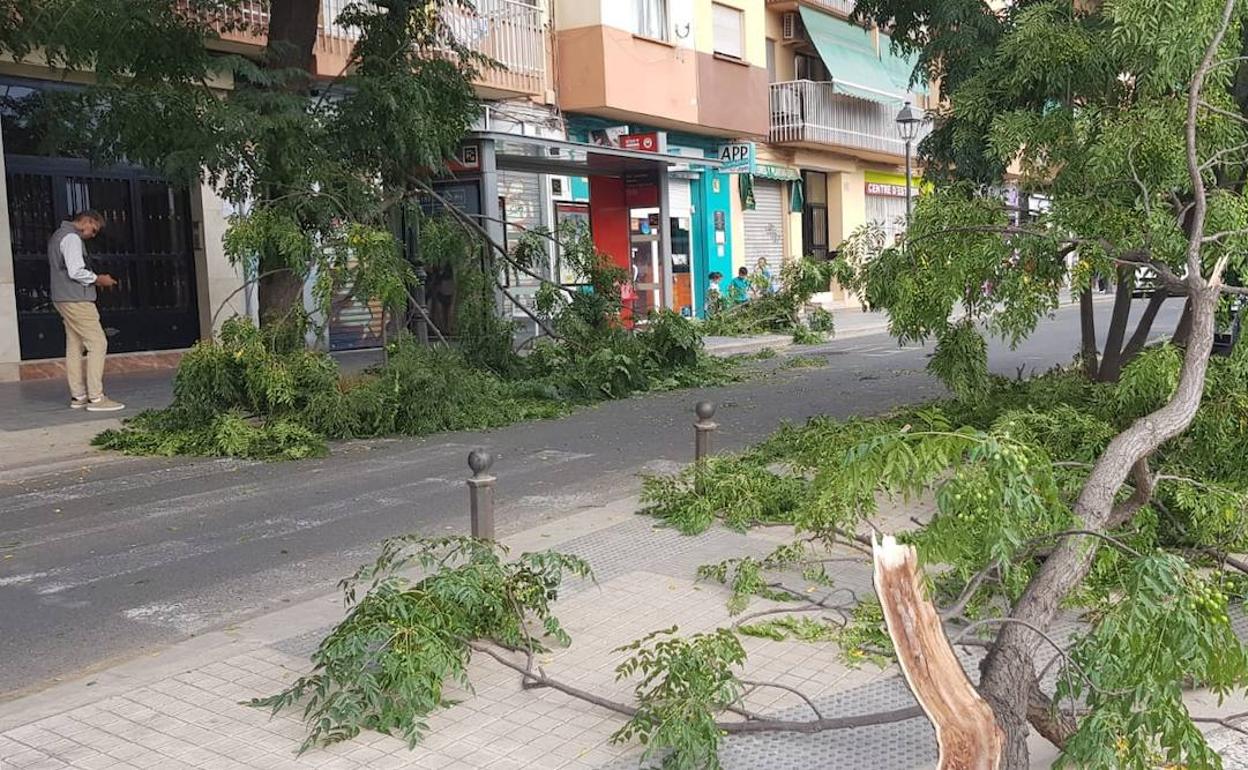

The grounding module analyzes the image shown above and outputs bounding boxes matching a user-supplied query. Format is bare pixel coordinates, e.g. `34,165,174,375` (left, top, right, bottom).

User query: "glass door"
629,209,663,320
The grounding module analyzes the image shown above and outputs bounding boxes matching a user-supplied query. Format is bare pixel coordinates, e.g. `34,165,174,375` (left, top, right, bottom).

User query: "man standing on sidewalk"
48,210,125,412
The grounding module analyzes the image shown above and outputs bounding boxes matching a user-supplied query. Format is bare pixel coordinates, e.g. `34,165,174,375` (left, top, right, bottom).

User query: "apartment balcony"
209,0,551,99
769,80,930,161
764,0,856,17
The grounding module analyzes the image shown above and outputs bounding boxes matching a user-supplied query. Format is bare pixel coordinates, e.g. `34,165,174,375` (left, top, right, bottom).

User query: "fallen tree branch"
1192,710,1248,737
739,679,824,721
469,641,925,733
940,561,1000,621
731,604,849,630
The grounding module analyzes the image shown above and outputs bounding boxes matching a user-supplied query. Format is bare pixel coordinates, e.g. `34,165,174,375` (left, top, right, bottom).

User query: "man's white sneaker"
86,397,125,412
70,396,89,410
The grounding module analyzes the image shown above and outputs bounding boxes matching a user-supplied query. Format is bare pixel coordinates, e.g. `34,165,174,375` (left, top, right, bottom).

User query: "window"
766,38,777,82
712,3,744,59
635,0,669,41
795,53,829,82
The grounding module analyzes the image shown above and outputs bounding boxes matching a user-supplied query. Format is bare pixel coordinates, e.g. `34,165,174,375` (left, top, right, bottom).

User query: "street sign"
716,142,755,174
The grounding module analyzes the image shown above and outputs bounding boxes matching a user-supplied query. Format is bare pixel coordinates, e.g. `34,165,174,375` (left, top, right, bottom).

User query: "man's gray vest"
48,221,95,303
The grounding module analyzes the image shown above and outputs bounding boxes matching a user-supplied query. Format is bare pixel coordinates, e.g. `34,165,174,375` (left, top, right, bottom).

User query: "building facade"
752,0,931,306
0,0,935,379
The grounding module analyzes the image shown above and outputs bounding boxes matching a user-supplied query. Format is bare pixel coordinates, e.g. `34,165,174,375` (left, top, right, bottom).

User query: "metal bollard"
694,402,717,493
467,449,496,541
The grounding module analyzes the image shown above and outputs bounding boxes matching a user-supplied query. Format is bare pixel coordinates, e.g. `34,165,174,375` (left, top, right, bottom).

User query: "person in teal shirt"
724,267,752,304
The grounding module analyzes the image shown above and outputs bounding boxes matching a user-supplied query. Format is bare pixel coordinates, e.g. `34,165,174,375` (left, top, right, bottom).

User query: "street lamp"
895,101,923,228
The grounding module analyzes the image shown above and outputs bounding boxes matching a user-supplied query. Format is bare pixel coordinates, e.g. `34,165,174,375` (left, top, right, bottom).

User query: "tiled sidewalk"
0,495,1239,770
0,498,937,770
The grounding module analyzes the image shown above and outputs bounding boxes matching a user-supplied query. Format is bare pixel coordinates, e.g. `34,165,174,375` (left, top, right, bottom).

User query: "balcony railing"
769,80,930,157
212,0,549,97
319,0,547,95
444,0,548,95
765,0,856,16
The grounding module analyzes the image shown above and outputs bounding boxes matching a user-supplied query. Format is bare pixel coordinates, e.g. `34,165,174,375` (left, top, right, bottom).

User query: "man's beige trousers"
54,301,107,400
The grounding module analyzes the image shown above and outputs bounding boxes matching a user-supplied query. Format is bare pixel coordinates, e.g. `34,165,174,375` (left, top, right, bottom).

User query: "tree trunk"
1026,677,1077,749
265,0,319,75
1119,291,1169,366
978,286,1219,769
1095,268,1134,382
1172,298,1195,346
1079,288,1099,379
257,0,320,327
874,536,1005,769
258,267,307,328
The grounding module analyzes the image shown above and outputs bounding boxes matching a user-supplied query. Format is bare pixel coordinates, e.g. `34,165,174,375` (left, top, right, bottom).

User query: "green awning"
739,173,756,211
881,34,924,96
789,179,804,213
798,7,925,105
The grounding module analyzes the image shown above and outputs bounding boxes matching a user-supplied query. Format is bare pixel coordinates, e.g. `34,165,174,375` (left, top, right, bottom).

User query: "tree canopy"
0,0,484,323
842,0,1248,387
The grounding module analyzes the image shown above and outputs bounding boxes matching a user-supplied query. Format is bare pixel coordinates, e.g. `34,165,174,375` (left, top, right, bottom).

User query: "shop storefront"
864,170,913,246
739,161,801,280
426,131,724,337
568,118,736,319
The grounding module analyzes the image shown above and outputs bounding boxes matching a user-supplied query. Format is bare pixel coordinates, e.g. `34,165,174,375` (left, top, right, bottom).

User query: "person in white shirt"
47,210,124,412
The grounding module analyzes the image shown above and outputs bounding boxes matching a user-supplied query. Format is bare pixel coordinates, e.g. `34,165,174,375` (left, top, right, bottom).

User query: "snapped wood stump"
872,535,1004,770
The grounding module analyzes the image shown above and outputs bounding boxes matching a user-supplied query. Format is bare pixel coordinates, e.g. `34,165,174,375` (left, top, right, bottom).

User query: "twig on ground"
738,679,824,721
939,561,1000,621
469,641,925,733
1192,711,1248,737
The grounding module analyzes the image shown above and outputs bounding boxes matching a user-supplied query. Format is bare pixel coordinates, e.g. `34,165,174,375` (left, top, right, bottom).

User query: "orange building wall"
555,26,701,129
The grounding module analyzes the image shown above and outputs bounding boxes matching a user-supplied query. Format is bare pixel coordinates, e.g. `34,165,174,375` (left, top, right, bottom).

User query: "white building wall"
191,183,251,340
0,126,19,380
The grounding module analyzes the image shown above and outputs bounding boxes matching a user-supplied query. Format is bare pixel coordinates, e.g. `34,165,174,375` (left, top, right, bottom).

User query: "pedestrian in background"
754,257,777,296
48,210,125,412
726,267,752,305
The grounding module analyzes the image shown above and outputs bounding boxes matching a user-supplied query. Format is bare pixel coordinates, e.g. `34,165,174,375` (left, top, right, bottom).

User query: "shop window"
634,0,669,41
713,3,744,60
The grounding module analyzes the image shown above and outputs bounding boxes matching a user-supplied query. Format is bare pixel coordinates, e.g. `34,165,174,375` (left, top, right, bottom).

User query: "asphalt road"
0,298,1184,698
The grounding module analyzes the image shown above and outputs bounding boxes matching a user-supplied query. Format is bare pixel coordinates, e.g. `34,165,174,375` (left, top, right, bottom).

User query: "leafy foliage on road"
95,221,739,460
251,537,592,753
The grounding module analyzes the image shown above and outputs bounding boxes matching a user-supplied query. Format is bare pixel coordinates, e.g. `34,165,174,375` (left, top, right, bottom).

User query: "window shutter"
712,4,743,59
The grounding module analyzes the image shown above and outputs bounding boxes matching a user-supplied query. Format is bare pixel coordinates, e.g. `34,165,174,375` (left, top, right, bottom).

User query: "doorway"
6,156,200,360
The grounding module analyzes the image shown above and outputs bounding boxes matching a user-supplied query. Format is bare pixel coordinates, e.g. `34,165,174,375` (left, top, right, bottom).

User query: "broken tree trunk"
873,535,1004,770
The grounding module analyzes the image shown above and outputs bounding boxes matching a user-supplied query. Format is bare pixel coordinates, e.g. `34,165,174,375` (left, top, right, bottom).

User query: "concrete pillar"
729,174,746,274
658,163,674,310
827,169,866,247
827,169,867,306
191,183,251,340
0,126,19,381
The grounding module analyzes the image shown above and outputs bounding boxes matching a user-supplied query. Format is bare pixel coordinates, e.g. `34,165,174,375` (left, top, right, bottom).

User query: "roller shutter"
742,179,784,268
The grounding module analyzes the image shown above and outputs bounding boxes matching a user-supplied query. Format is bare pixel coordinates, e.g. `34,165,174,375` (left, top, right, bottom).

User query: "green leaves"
252,537,591,753
640,457,806,536
701,259,836,339
1056,554,1248,770
613,628,747,770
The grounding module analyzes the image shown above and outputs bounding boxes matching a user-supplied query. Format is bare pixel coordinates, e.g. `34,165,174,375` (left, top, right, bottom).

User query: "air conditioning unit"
782,12,802,41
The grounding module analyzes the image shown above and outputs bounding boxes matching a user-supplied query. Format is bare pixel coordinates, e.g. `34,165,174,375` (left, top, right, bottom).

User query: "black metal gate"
7,156,200,360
